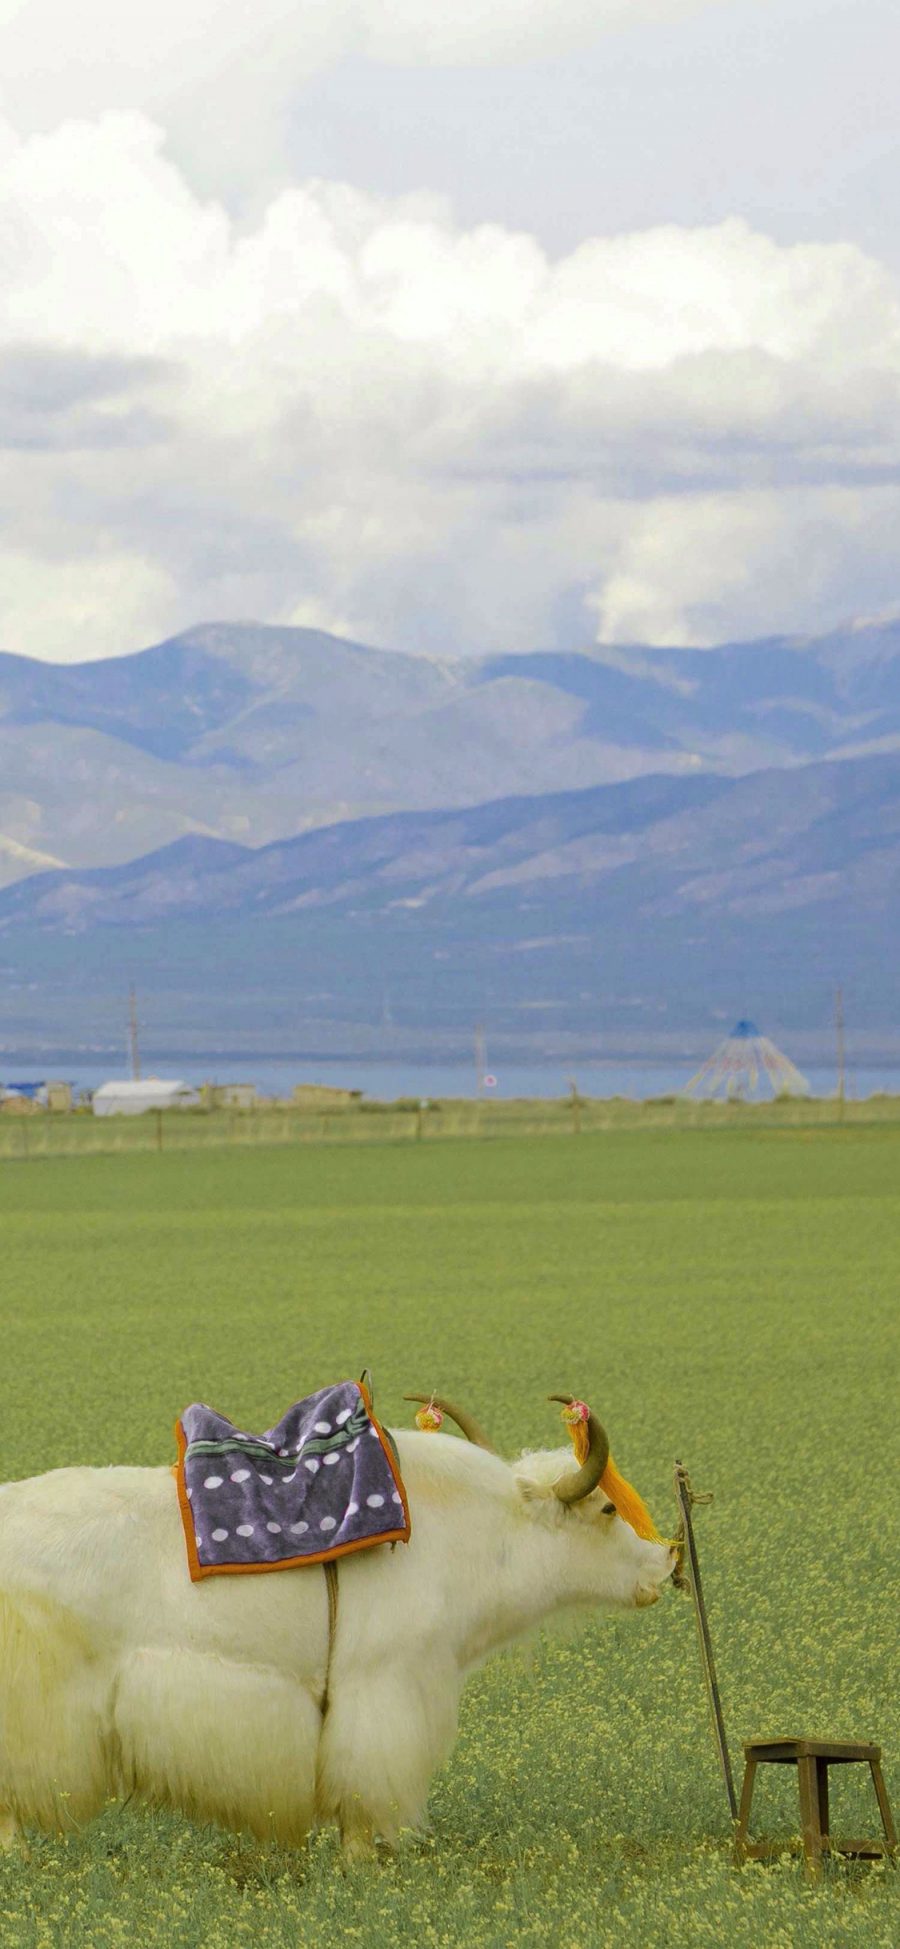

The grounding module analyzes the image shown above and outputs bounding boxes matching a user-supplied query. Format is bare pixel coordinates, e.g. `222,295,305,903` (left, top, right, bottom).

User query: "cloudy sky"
2,0,900,661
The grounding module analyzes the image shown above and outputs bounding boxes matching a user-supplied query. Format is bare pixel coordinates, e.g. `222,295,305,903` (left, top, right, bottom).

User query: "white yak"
0,1396,675,1857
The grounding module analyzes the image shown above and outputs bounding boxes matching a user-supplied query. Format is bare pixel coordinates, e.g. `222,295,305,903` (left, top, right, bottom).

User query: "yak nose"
655,1543,678,1586
634,1583,661,1608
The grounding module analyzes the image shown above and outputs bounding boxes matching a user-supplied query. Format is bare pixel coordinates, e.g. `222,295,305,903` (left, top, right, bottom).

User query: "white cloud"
588,489,900,646
2,112,900,660
0,1,722,117
351,0,721,66
0,1,730,190
0,548,174,663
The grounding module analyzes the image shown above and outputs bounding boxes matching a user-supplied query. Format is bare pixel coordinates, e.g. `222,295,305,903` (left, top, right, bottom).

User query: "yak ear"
512,1457,566,1509
514,1473,568,1525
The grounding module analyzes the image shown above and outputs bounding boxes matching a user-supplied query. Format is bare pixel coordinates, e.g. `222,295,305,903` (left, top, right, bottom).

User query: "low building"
203,1082,259,1111
92,1079,198,1118
1,1081,49,1113
1,1079,74,1111
291,1083,362,1111
0,1090,42,1116
45,1081,74,1113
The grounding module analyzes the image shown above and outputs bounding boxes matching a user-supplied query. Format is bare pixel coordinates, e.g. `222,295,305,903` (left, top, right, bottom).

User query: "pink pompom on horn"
414,1400,444,1433
560,1399,590,1428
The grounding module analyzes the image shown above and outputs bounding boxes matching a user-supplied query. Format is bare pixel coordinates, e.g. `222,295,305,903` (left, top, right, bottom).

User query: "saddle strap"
321,1559,339,1715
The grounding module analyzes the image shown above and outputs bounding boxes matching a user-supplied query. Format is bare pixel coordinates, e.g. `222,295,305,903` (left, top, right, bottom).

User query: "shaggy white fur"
0,1433,674,1854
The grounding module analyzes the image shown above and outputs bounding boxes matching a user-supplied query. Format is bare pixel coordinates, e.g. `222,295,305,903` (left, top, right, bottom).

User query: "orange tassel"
564,1405,663,1542
598,1457,664,1543
569,1414,591,1466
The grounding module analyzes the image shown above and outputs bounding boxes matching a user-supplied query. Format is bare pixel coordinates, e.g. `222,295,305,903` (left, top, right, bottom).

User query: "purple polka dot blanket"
175,1377,410,1580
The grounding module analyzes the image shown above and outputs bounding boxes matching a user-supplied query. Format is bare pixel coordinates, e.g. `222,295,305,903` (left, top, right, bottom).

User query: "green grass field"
0,1129,897,1947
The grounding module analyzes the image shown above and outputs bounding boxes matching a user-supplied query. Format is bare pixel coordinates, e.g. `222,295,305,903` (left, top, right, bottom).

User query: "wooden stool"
734,1738,897,1878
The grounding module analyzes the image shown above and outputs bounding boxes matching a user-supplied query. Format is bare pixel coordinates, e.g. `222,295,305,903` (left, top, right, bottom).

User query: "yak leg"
113,1647,321,1844
0,1590,110,1835
318,1659,461,1852
339,1806,376,1863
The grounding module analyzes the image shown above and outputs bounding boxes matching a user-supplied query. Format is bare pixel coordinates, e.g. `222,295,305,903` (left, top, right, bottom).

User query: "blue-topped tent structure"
0,1081,47,1104
684,1019,810,1100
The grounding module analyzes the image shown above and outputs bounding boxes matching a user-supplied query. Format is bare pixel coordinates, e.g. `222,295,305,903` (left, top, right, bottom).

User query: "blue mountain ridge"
1,749,897,1053
4,617,900,767
3,617,900,898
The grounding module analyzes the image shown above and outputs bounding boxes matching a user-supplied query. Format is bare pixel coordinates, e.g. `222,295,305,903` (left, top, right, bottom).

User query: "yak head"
405,1391,677,1612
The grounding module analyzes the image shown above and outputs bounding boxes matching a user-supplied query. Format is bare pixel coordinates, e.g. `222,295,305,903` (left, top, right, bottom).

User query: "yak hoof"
340,1823,377,1865
0,1809,25,1853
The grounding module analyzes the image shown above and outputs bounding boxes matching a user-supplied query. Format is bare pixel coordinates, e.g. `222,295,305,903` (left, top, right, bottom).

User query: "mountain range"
4,615,900,894
1,683,897,1061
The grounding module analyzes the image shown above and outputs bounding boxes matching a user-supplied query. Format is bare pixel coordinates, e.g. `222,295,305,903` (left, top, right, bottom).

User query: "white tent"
92,1079,198,1118
683,1020,810,1100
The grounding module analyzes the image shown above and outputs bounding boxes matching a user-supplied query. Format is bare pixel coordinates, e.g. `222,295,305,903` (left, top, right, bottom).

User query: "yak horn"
548,1394,610,1504
404,1394,498,1455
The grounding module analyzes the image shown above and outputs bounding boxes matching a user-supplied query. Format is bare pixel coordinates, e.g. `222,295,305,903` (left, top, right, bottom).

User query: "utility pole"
567,1075,581,1135
835,986,845,1121
128,985,141,1082
474,1024,486,1100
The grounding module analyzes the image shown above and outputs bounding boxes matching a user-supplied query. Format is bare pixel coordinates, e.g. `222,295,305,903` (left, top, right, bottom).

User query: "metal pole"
835,987,845,1121
568,1075,581,1135
475,1024,486,1100
673,1461,738,1823
128,985,141,1082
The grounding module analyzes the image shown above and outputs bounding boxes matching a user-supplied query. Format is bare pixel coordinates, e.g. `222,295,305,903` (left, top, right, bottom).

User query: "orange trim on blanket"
174,1418,204,1583
174,1381,412,1584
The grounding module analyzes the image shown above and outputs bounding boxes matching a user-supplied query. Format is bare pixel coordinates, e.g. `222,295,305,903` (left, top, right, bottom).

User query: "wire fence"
2,1091,899,1162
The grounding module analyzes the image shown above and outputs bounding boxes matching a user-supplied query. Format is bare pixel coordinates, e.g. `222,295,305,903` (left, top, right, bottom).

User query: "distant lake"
11,1055,899,1103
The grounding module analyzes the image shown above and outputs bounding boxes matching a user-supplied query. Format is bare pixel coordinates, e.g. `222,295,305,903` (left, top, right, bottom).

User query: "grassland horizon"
4,1086,900,1168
